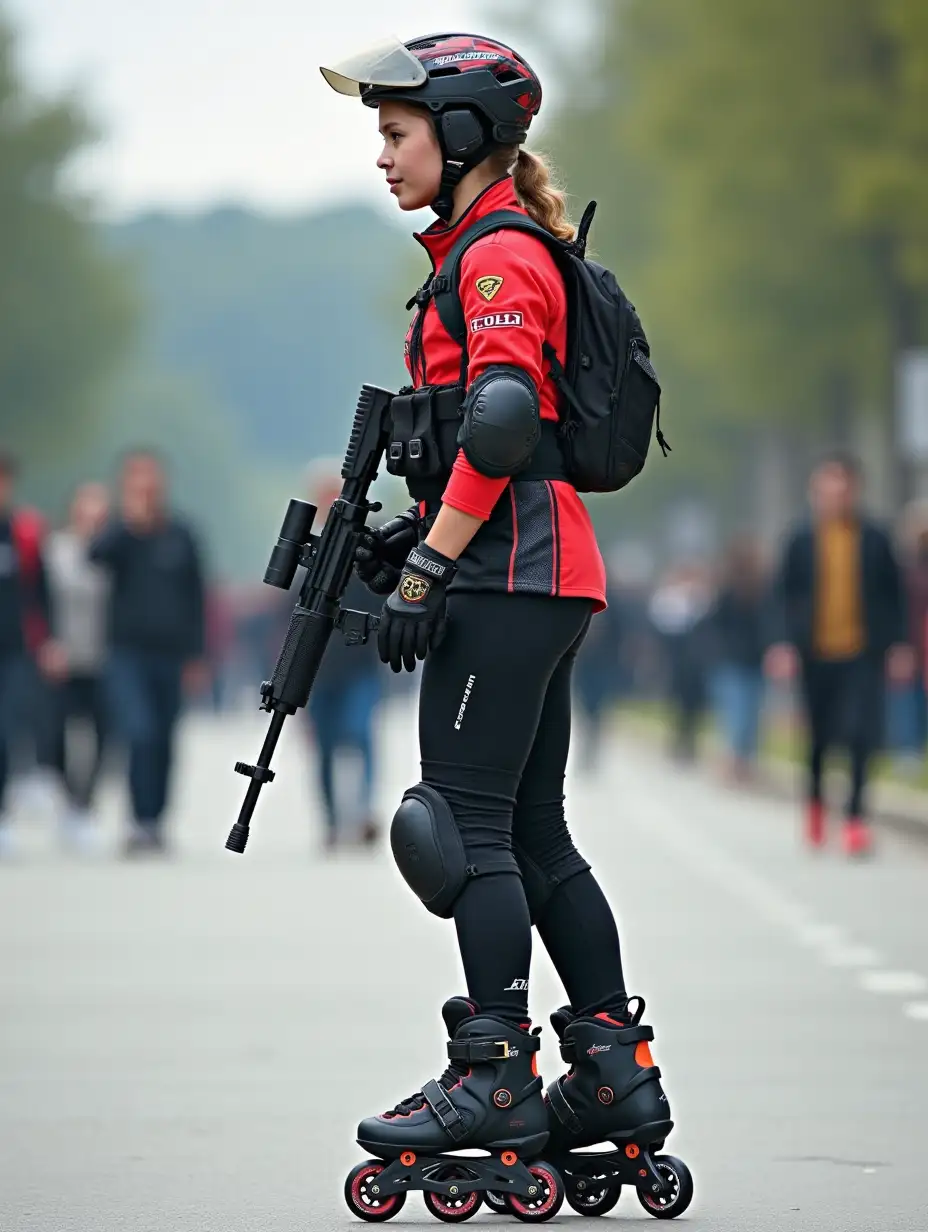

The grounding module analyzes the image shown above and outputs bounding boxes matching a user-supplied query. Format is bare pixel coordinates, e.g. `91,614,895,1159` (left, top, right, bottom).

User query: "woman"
708,536,770,782
323,34,690,1219
45,482,110,851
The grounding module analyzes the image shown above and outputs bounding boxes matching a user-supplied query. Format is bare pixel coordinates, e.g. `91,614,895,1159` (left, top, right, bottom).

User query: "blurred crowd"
2,443,924,862
576,453,923,854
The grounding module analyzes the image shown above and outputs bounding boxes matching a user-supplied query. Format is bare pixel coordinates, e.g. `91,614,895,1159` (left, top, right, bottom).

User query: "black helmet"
321,33,543,219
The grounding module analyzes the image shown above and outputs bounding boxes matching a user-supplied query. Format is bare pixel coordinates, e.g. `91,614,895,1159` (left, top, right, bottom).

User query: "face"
810,463,858,521
70,482,109,535
121,455,165,525
376,101,443,212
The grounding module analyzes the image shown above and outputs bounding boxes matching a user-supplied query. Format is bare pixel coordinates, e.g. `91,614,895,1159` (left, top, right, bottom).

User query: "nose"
377,145,393,171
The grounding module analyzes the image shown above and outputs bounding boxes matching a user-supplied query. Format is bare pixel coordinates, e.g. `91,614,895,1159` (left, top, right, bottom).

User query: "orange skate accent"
635,1041,655,1068
626,1145,640,1159
400,1151,416,1167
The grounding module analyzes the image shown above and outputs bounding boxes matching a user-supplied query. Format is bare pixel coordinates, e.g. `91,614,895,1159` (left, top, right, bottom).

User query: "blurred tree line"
0,16,134,459
502,0,928,547
0,8,411,579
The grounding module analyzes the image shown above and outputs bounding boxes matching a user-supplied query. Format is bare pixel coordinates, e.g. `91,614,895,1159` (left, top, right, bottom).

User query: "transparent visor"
319,37,428,97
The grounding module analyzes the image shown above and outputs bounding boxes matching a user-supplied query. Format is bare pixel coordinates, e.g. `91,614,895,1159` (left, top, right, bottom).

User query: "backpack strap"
431,210,567,385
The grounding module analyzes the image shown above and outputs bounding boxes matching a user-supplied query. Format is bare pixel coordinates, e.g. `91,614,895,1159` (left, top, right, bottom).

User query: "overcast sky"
7,0,581,219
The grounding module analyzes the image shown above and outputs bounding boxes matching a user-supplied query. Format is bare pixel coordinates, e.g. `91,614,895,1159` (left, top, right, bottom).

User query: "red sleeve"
441,240,550,520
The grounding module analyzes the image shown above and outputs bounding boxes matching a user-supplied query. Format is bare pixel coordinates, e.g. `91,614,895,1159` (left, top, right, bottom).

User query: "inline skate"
538,997,693,1219
344,996,564,1222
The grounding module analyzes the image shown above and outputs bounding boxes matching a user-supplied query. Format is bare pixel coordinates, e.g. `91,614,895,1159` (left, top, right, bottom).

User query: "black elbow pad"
457,366,541,479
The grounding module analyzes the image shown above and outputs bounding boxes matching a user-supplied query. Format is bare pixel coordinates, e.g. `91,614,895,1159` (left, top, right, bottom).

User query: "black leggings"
418,591,627,1022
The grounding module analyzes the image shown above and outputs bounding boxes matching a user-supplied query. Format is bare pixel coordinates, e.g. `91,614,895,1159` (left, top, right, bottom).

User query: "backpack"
430,201,670,494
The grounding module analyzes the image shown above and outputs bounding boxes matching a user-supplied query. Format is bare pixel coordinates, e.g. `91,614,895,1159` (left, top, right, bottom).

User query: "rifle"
225,383,394,854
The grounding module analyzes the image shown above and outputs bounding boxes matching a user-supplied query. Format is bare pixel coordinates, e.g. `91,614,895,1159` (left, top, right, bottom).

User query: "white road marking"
820,946,882,968
601,752,926,1021
859,971,927,995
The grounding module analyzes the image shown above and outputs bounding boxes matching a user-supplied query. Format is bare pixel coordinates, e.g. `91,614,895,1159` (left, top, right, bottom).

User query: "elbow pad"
457,366,541,479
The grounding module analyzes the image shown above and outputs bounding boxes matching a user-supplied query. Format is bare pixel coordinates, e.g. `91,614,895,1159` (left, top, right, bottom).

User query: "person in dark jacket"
300,465,383,852
765,452,913,856
0,451,67,857
90,451,206,856
708,535,770,782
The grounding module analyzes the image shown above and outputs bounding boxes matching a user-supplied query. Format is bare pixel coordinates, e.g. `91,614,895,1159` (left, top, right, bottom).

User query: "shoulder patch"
476,275,504,302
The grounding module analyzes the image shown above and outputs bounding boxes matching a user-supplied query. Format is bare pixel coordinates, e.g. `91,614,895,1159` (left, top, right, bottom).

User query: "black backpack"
430,201,670,493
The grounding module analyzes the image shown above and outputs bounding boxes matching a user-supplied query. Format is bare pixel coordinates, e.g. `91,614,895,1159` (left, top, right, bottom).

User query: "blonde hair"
490,147,576,242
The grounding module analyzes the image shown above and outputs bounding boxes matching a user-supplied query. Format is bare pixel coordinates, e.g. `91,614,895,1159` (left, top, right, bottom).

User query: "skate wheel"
484,1190,509,1214
636,1155,694,1219
345,1160,407,1222
505,1161,565,1223
424,1188,483,1222
565,1174,621,1217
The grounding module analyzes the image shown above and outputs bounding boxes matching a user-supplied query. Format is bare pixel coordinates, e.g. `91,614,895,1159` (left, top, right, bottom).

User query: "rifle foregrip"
269,607,332,711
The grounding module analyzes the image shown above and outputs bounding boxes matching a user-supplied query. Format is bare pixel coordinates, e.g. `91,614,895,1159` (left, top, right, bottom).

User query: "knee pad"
390,784,469,918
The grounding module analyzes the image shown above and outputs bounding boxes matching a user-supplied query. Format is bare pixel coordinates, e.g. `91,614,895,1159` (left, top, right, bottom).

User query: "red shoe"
805,800,826,847
843,819,872,857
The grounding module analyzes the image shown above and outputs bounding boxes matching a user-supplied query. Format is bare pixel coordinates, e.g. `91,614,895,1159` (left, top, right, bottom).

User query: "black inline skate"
539,997,693,1219
344,996,564,1223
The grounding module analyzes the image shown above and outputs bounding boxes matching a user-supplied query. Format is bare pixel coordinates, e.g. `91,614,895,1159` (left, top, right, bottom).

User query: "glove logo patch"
476,275,504,302
400,574,430,603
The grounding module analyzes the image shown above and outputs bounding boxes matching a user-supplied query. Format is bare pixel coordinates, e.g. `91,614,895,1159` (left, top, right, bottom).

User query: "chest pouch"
386,384,466,502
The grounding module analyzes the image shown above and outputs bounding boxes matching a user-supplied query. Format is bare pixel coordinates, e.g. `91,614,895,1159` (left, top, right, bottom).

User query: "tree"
0,13,136,459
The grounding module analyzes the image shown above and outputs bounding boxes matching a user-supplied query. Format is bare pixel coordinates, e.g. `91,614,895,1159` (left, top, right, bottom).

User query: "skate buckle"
495,1040,511,1060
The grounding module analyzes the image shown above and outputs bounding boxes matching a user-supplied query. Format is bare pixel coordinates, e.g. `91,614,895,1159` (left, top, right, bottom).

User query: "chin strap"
431,159,466,222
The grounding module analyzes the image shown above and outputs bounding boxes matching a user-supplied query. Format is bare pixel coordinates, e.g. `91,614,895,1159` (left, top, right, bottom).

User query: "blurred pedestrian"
301,464,382,852
707,535,770,782
0,451,67,856
45,482,111,851
572,577,623,771
648,563,714,762
90,450,207,856
887,500,928,774
765,452,912,856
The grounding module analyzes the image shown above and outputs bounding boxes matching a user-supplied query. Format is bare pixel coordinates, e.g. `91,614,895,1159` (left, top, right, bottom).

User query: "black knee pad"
390,784,469,918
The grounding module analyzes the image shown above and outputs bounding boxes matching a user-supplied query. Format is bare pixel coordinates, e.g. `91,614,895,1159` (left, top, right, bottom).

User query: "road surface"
1,701,926,1230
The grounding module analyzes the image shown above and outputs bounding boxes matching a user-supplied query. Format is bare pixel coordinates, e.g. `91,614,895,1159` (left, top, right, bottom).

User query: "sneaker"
60,808,103,855
122,825,168,858
0,822,17,860
805,800,826,847
843,818,872,858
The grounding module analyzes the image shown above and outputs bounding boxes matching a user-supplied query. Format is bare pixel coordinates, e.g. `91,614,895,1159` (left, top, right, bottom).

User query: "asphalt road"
1,700,927,1231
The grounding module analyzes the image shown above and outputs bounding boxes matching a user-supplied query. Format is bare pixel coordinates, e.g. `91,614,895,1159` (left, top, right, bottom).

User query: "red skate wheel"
344,1160,407,1222
505,1161,565,1222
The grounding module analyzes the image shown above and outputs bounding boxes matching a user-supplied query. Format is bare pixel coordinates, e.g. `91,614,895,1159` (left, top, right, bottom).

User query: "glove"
354,507,421,596
377,542,457,673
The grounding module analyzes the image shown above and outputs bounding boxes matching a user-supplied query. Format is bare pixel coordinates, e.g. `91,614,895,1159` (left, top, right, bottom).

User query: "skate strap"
447,1034,539,1064
546,1078,583,1136
559,1024,653,1064
422,1079,467,1142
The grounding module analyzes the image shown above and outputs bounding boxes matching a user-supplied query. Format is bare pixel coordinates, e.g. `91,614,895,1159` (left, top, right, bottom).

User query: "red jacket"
408,177,606,610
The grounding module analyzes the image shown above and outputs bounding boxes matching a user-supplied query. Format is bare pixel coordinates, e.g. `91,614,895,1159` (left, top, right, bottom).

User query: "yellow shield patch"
400,574,430,604
476,275,504,302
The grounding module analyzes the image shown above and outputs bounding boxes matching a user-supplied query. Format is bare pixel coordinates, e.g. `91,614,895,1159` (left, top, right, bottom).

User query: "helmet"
321,33,543,219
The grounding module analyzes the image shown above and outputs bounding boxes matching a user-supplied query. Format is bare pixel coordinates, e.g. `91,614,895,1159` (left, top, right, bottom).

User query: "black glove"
377,542,457,673
354,507,421,596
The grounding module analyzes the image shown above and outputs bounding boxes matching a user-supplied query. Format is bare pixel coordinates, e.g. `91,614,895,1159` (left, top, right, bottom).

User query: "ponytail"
511,149,575,242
